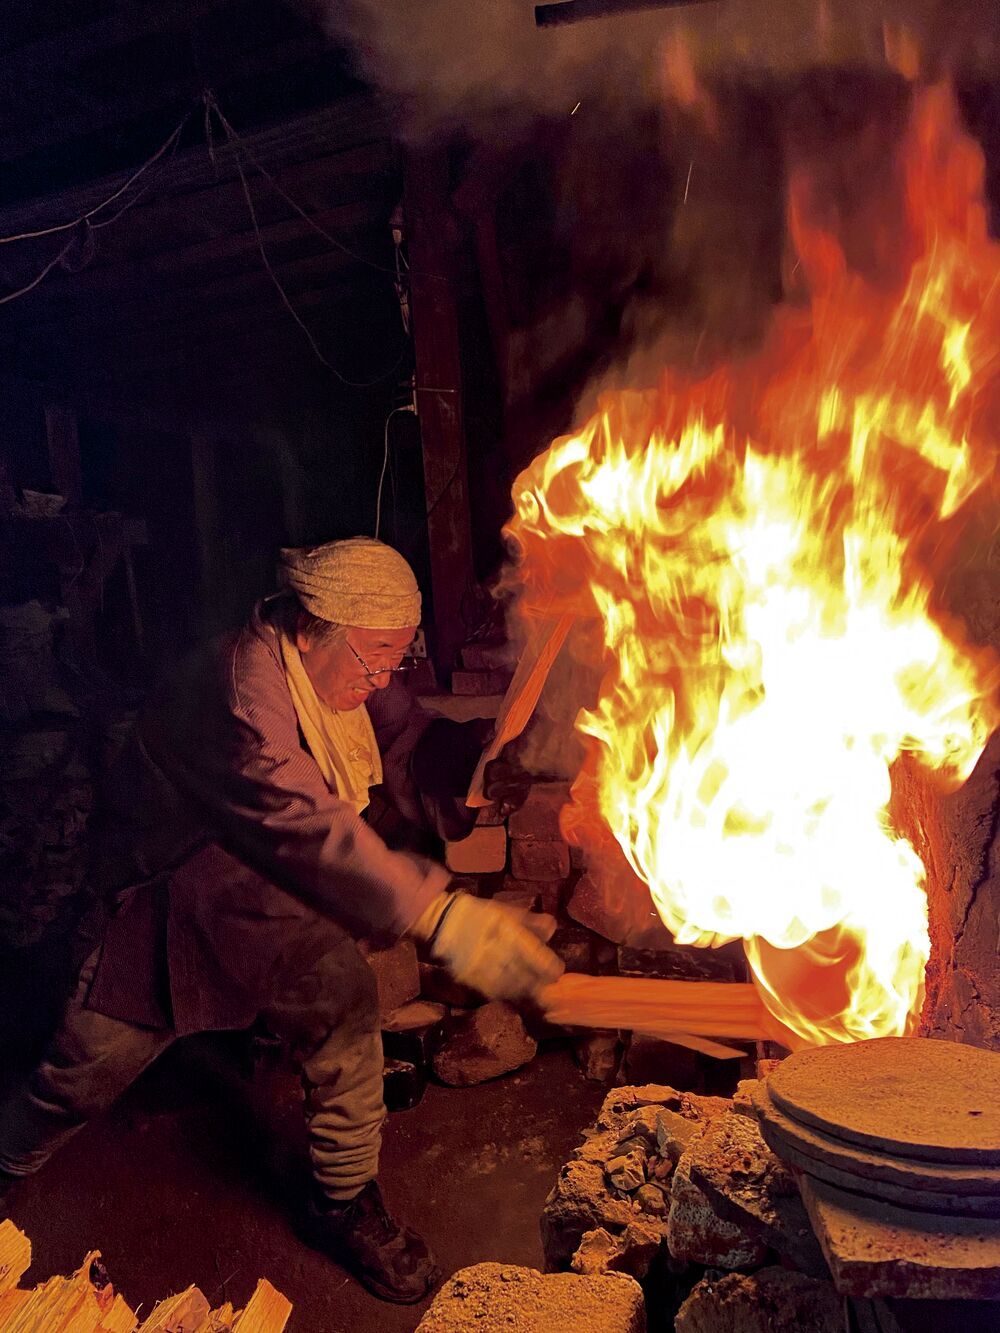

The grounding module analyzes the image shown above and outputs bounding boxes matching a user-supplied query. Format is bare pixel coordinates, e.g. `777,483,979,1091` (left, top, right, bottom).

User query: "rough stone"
571,1223,663,1280
475,803,506,826
566,871,675,948
416,1263,645,1332
674,1267,842,1333
684,1108,827,1275
550,921,600,973
606,1151,646,1193
510,837,570,881
507,782,571,841
635,1185,668,1218
361,939,420,1018
667,1138,768,1270
573,1031,621,1083
431,1001,537,1087
541,1160,639,1270
445,825,507,874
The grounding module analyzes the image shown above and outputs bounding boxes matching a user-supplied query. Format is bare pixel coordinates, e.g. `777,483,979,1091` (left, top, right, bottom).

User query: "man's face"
296,622,416,711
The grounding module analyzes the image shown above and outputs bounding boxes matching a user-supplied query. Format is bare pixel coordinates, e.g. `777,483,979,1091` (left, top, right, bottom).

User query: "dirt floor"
3,1038,605,1332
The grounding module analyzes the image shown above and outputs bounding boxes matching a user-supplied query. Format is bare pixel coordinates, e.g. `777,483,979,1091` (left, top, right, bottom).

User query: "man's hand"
415,893,564,1004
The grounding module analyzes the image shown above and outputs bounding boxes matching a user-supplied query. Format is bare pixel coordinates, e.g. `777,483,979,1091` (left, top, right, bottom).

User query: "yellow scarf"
279,631,382,814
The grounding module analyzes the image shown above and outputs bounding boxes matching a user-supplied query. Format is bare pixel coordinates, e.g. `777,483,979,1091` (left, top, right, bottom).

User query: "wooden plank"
96,1294,137,1333
403,146,475,678
0,1221,31,1294
466,613,573,805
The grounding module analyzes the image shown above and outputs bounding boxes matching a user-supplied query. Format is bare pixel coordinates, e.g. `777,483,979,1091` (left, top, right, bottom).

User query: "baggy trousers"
0,938,386,1200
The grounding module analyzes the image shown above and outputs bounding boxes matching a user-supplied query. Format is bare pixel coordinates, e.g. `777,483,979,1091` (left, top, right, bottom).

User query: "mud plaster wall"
890,542,1000,1050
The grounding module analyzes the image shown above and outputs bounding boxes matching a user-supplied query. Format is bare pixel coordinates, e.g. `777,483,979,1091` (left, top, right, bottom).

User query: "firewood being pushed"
540,972,789,1054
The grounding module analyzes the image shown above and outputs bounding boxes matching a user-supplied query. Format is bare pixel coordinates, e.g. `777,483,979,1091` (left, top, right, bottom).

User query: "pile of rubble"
541,1078,843,1332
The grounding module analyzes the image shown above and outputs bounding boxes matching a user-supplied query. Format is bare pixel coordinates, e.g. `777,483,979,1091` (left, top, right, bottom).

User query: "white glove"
412,893,564,1004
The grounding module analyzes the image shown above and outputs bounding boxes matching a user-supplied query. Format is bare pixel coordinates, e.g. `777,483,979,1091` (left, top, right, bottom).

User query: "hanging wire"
0,114,192,246
375,406,412,540
0,236,77,305
207,99,408,388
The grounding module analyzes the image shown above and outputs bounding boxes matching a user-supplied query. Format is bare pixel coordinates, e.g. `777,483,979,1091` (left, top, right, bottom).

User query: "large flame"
506,86,999,1046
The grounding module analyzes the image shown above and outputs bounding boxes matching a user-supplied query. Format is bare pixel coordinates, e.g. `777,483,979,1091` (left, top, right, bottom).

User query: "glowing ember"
506,86,999,1046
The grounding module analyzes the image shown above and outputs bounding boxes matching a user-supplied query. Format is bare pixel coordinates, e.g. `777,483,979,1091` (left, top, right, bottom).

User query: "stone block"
510,837,570,881
667,1142,768,1270
362,939,420,1018
418,962,484,1009
507,782,572,841
382,1000,448,1069
446,825,507,874
451,669,512,696
432,1001,537,1087
383,1057,426,1111
416,1264,645,1333
675,1268,842,1333
541,1160,639,1270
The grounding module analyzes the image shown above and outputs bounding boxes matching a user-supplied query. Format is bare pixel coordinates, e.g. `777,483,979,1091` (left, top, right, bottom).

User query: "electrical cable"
0,236,76,305
210,100,408,389
375,406,410,540
0,115,191,246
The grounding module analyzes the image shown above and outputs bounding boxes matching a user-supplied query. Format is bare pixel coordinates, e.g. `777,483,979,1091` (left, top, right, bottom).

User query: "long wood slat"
232,1281,292,1333
0,1222,30,1294
541,972,773,1040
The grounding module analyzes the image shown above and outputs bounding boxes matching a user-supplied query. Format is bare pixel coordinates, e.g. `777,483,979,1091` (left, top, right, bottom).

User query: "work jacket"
84,600,467,1034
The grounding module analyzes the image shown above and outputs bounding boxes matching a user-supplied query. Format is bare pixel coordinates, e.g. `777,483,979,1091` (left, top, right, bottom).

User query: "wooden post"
403,147,475,678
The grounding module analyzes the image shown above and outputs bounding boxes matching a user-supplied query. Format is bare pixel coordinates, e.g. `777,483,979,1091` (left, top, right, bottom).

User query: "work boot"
296,1180,440,1304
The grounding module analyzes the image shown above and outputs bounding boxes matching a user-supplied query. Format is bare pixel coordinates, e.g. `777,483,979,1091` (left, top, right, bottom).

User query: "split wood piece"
195,1306,235,1333
0,1222,30,1294
798,1172,1000,1300
99,1296,137,1333
768,1037,1000,1166
645,1032,746,1060
137,1287,210,1332
0,1249,105,1333
541,973,773,1041
232,1280,293,1332
466,612,574,807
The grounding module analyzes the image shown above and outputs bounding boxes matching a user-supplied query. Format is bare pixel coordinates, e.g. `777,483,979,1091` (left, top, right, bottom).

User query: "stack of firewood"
0,1220,291,1331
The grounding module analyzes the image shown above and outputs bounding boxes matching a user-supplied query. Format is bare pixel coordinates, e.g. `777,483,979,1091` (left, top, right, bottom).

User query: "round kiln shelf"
766,1036,1000,1166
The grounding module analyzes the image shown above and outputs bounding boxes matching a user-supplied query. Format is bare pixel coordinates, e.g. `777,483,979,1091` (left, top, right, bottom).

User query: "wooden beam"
403,146,475,677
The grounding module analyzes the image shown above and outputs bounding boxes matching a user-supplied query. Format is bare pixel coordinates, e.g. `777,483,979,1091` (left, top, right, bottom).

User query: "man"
0,537,563,1304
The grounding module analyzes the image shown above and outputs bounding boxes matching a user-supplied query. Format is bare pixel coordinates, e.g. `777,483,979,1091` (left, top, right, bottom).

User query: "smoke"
318,1,998,135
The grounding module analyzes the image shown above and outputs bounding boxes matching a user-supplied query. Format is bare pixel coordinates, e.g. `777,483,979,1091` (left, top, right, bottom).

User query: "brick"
416,1264,645,1333
432,1001,537,1087
460,642,512,671
451,669,512,696
675,1268,842,1333
503,875,564,914
510,838,569,881
362,939,420,1018
507,782,571,840
446,825,507,874
493,887,541,912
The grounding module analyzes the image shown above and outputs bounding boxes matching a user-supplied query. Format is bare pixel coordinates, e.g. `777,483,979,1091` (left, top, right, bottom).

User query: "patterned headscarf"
278,537,421,628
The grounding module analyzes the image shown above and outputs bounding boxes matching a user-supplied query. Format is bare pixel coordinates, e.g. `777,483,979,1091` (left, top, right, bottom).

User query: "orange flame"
506,86,999,1046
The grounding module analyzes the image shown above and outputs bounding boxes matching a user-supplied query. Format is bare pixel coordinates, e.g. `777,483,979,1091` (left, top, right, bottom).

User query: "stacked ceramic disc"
752,1037,1000,1219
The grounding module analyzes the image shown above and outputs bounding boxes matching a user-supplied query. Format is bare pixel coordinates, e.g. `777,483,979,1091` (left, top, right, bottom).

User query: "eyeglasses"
345,637,415,680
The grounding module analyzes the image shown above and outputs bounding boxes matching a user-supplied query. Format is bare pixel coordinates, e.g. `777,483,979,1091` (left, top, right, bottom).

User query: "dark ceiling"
0,1,408,420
